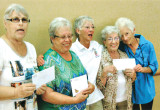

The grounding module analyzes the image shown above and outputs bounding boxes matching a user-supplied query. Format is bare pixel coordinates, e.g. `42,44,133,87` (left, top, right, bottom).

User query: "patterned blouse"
38,49,87,110
96,47,132,110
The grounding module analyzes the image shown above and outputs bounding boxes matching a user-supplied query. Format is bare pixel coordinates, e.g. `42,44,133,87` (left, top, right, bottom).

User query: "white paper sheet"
32,66,55,89
70,74,88,97
113,58,136,70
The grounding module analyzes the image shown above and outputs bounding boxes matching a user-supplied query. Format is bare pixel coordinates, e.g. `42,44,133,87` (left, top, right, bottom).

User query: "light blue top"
119,34,158,104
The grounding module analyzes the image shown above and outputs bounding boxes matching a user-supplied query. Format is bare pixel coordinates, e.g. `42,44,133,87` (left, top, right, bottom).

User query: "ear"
76,28,80,35
133,28,136,34
50,36,54,44
103,40,106,46
4,20,7,29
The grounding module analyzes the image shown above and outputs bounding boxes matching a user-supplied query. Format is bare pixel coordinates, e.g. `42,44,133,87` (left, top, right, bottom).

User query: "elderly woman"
115,17,158,110
37,16,104,110
0,4,46,110
96,26,136,110
37,17,95,110
71,16,104,110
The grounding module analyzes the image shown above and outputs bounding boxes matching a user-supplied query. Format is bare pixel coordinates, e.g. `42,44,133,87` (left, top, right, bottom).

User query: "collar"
75,38,95,51
134,34,148,47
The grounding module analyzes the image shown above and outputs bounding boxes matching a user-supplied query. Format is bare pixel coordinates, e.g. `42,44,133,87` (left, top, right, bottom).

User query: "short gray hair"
4,4,29,20
49,17,72,44
101,26,120,41
74,16,94,38
115,17,135,33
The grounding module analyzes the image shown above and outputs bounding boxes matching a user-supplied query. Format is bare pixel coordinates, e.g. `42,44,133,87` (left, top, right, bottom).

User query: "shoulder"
70,50,80,59
43,49,56,58
91,41,103,52
91,40,102,47
0,38,6,48
138,34,154,49
24,41,36,51
118,49,128,58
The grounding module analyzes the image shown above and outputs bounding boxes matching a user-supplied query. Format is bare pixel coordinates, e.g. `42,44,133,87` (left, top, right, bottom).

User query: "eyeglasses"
83,26,95,30
7,17,30,23
107,37,119,42
54,35,73,40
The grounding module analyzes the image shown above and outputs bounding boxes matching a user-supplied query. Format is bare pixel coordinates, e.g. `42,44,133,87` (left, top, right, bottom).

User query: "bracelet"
107,73,113,77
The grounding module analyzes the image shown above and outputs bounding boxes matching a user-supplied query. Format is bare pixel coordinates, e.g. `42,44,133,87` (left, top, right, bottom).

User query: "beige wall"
0,0,160,109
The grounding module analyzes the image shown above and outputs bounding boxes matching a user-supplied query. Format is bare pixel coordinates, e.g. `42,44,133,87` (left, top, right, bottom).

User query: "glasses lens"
12,18,20,23
108,38,113,41
22,18,28,23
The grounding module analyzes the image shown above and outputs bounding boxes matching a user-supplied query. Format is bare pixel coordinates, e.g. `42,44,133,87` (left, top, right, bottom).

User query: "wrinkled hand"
103,65,117,76
124,68,135,78
75,91,88,103
134,64,143,72
36,84,47,95
82,82,95,95
15,83,36,98
37,54,44,66
124,68,136,82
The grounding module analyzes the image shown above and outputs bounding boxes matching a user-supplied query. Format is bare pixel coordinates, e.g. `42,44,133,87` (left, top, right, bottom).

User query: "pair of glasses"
54,35,73,40
7,17,30,23
83,26,95,30
107,37,119,42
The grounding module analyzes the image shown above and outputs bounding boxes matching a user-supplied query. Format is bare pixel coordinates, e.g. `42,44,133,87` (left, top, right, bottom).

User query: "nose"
123,35,128,41
90,27,94,31
112,39,116,43
18,20,23,25
64,37,70,41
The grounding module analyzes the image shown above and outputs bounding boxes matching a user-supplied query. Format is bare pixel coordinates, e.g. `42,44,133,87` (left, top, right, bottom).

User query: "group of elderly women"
0,3,158,110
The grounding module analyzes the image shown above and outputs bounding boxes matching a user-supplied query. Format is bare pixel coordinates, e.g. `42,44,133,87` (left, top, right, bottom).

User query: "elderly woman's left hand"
123,68,136,79
36,84,47,95
82,82,95,95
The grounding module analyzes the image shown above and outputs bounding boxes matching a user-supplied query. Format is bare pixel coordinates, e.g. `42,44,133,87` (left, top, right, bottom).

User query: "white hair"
4,4,29,20
49,17,72,44
74,16,94,37
115,17,135,33
101,26,120,41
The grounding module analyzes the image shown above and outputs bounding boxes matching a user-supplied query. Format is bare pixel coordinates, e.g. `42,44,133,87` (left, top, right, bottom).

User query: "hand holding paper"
70,75,88,97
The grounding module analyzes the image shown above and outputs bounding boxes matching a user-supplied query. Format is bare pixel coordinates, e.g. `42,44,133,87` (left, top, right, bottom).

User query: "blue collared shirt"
119,34,158,104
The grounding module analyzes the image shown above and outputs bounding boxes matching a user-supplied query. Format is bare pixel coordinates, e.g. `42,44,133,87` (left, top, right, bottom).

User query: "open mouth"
88,34,93,37
17,29,24,32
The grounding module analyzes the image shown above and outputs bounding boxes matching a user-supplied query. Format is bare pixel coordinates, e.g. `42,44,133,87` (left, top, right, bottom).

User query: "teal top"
37,48,87,110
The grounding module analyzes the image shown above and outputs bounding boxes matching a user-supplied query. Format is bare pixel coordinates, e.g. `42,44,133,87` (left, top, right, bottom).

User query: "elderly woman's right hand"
37,54,44,66
102,65,117,77
14,83,36,98
74,91,88,103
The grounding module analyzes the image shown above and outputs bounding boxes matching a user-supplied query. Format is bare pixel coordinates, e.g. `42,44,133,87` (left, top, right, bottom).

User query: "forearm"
96,72,107,90
0,86,17,100
142,67,152,73
100,75,107,86
42,88,78,105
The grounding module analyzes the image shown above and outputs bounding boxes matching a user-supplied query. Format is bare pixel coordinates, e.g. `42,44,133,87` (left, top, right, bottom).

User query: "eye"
12,18,20,22
22,18,28,23
125,32,129,35
92,26,95,29
107,37,113,41
115,37,119,41
61,36,66,39
85,26,89,29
